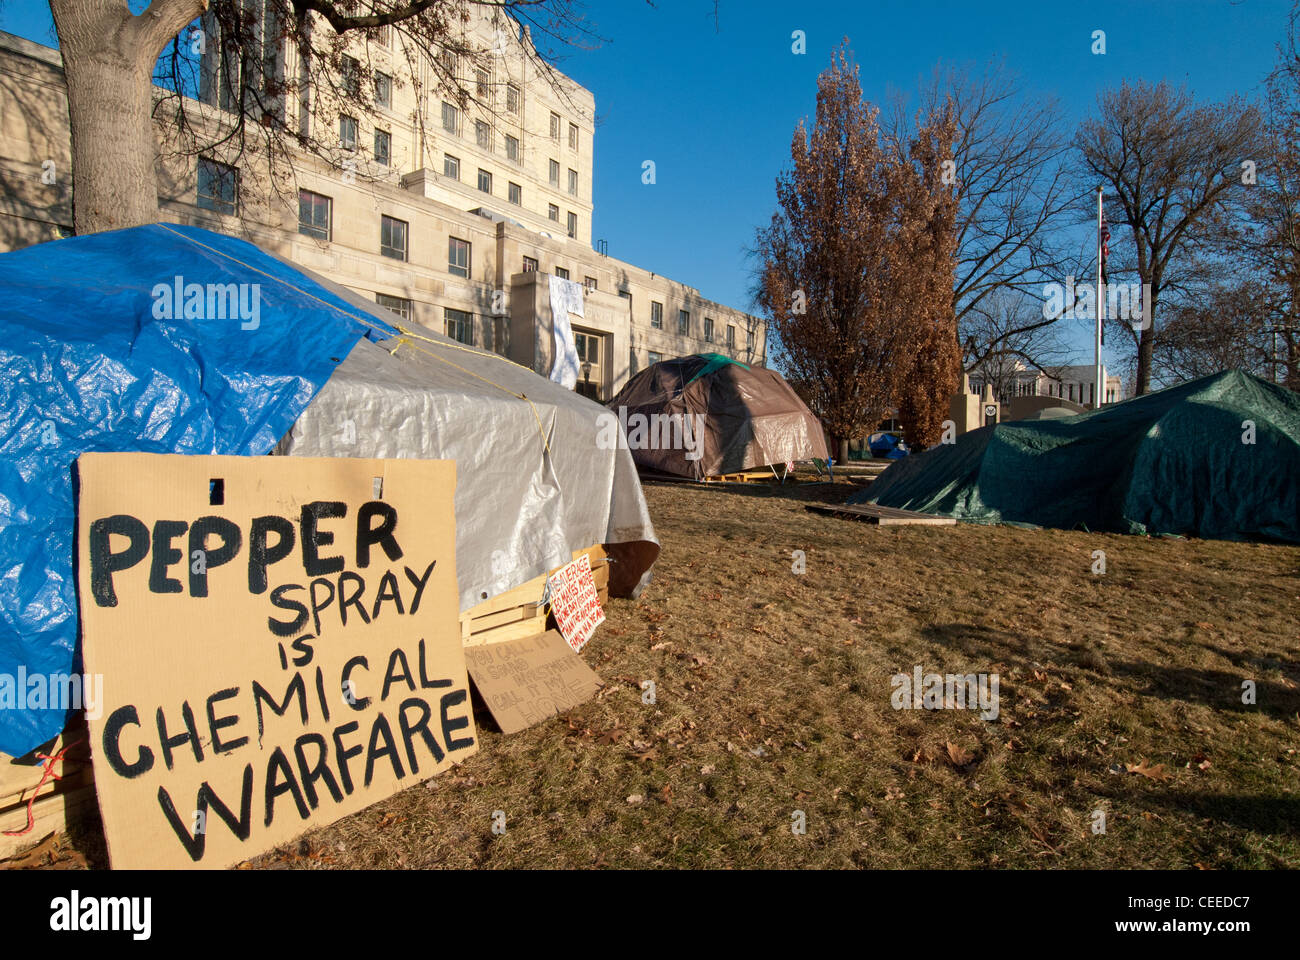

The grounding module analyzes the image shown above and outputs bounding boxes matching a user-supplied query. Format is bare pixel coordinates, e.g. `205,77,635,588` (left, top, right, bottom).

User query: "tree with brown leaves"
755,43,958,458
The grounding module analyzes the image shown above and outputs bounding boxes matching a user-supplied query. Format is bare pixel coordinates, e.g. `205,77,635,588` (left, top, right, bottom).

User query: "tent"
851,370,1300,543
605,353,828,480
0,223,658,758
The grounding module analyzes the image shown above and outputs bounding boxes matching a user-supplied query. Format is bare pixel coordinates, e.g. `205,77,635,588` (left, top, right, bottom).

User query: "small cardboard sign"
546,555,606,654
464,630,602,735
75,453,476,869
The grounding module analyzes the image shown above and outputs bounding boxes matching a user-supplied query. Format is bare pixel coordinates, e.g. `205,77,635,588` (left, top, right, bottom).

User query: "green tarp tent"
851,370,1300,543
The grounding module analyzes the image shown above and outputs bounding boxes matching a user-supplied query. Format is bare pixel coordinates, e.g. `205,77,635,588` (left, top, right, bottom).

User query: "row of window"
644,301,746,348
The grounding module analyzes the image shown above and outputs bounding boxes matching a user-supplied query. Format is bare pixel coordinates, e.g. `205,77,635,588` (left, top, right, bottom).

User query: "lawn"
17,477,1300,869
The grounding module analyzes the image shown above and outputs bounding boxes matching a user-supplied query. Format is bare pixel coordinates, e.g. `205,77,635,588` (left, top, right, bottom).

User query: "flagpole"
1095,185,1104,409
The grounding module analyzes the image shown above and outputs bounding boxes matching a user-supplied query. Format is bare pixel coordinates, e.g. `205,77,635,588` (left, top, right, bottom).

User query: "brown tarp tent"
605,353,828,480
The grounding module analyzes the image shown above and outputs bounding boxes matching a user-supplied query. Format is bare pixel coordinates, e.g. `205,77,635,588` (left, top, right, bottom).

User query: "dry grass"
18,476,1300,870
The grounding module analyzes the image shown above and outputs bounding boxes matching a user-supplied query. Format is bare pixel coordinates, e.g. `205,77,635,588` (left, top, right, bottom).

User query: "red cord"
2,739,80,838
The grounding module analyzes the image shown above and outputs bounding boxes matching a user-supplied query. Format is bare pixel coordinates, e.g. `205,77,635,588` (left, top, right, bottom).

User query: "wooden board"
0,786,98,861
459,544,608,647
805,502,957,526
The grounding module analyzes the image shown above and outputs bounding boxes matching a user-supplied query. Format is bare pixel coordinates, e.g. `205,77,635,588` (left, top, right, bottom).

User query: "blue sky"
2,0,1292,365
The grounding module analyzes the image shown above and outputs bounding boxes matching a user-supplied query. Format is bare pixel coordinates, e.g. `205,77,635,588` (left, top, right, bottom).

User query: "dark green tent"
851,370,1300,543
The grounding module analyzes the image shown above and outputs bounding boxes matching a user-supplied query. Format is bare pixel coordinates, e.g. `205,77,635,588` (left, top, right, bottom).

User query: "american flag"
1099,200,1110,345
1100,206,1111,286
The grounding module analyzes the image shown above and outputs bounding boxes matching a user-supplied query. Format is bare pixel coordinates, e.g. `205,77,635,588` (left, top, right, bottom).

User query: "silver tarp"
272,271,660,612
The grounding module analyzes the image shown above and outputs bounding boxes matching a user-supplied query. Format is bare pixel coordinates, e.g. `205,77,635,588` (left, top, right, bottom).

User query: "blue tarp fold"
0,223,390,756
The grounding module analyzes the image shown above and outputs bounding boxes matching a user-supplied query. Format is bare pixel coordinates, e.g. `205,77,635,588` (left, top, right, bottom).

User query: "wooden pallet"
459,544,608,647
805,502,956,526
0,715,94,861
703,470,777,484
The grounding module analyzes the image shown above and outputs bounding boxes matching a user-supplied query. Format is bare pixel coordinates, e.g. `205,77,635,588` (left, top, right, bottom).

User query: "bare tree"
1075,79,1262,395
48,0,589,237
1237,0,1300,389
889,61,1082,366
963,289,1073,402
755,44,955,458
1151,278,1276,385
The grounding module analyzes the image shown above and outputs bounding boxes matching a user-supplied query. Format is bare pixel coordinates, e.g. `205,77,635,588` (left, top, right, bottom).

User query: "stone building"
0,7,765,402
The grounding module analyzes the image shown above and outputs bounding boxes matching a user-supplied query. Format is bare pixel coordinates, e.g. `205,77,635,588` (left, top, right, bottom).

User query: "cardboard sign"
75,453,476,869
546,555,605,654
464,630,602,735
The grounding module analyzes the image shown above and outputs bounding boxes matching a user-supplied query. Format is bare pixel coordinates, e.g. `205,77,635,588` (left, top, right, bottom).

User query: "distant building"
0,7,765,401
968,359,1123,410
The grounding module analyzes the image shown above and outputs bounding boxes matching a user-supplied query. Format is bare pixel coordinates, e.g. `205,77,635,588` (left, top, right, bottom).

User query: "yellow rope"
156,222,555,458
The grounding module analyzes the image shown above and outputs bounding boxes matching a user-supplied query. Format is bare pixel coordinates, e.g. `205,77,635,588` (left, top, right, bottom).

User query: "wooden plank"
805,502,956,526
0,786,97,862
462,615,548,648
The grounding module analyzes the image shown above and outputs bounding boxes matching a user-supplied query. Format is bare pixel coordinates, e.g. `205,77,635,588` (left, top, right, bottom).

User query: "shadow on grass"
1107,658,1300,719
1092,784,1300,837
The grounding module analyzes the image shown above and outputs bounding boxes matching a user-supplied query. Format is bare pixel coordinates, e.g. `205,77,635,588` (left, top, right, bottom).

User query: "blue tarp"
0,223,392,756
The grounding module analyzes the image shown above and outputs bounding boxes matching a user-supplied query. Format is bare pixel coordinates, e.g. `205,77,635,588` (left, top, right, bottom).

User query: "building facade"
968,359,1124,410
0,9,765,402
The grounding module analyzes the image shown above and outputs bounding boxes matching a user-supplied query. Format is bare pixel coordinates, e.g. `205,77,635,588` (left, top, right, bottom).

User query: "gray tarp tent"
273,265,660,608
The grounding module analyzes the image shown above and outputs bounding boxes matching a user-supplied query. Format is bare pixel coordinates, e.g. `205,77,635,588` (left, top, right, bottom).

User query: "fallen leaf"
1125,759,1172,781
946,741,974,768
626,794,644,805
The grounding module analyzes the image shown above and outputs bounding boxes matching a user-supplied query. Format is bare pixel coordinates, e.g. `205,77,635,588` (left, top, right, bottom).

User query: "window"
568,168,578,196
340,56,359,97
441,101,458,134
372,23,390,47
374,71,391,109
475,120,491,150
726,325,736,351
506,83,520,113
650,301,663,329
475,68,489,99
443,154,460,180
548,204,559,222
569,122,579,150
566,211,577,239
747,329,755,353
298,189,331,240
508,182,522,205
376,293,412,321
574,331,599,364
522,256,538,272
445,307,473,345
448,237,470,278
584,276,597,292
196,158,238,216
373,129,390,165
703,317,714,342
504,134,519,162
648,351,663,365
555,267,570,280
618,290,632,311
440,48,457,77
380,215,408,261
339,115,358,151
549,112,561,140
548,159,560,187
677,309,689,335
477,168,492,193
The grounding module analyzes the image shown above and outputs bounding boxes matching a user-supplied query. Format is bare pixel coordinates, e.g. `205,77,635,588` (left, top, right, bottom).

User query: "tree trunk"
51,0,205,236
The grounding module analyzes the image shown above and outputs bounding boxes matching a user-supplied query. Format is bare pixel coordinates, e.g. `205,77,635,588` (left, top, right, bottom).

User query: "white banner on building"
548,275,584,389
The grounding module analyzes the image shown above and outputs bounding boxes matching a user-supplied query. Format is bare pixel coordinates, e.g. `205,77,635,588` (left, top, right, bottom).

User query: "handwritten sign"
546,555,605,654
464,630,602,734
75,453,476,869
